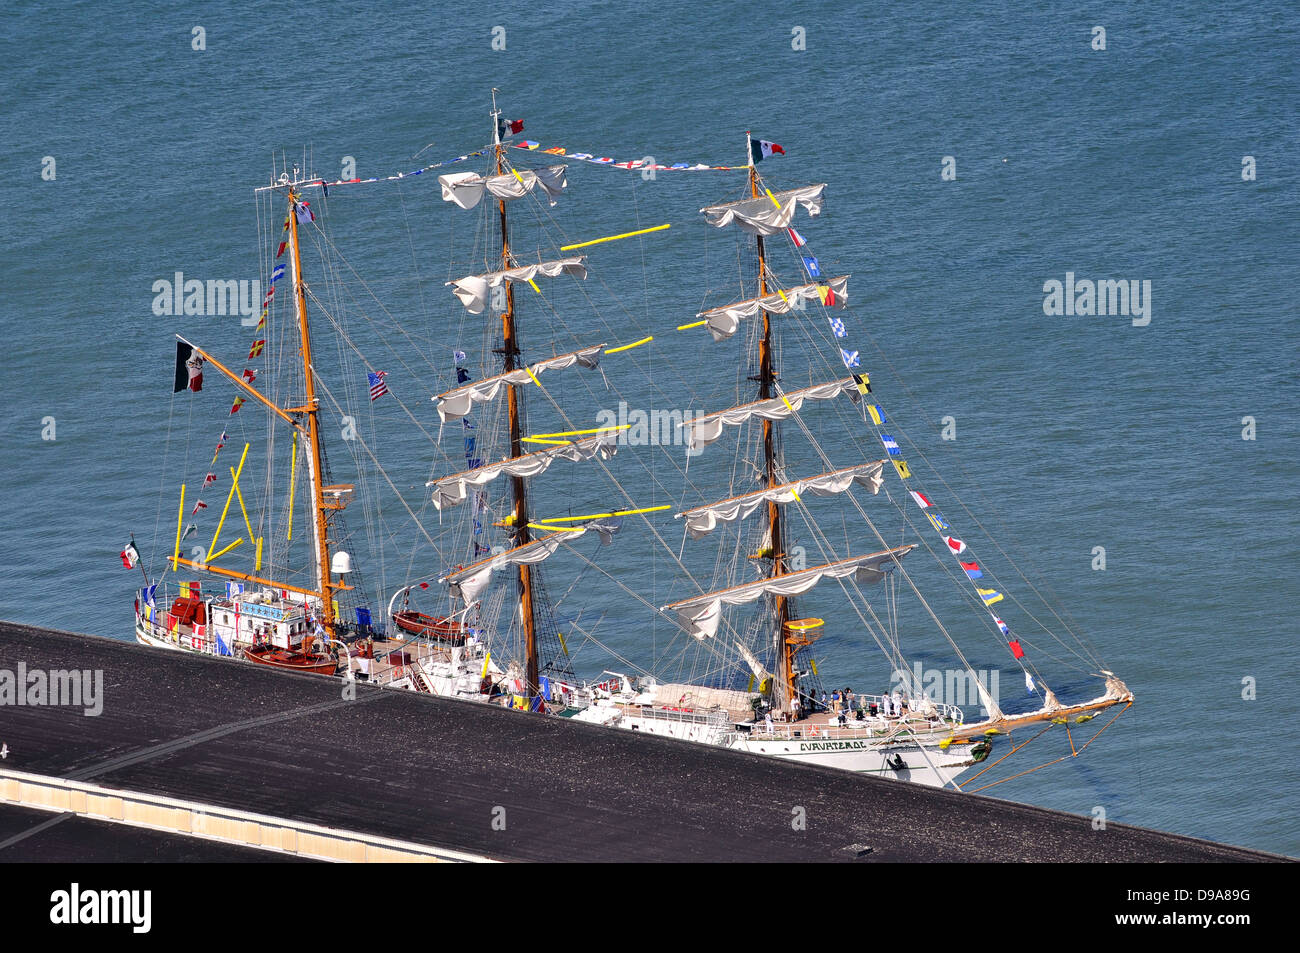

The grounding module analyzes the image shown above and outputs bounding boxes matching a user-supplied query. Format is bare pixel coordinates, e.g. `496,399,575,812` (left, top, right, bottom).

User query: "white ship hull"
728,731,978,786
135,617,222,656
572,700,988,788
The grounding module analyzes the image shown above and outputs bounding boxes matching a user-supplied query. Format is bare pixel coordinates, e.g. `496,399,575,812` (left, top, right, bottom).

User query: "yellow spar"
561,223,670,251
171,483,186,572
207,443,249,562
535,504,671,524
605,336,653,354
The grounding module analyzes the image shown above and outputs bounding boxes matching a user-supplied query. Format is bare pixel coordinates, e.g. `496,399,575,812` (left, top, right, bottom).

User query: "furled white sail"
699,275,850,342
735,641,773,680
440,519,622,604
676,460,885,539
663,546,916,639
447,257,588,315
681,379,855,451
428,433,617,510
699,184,827,236
434,345,606,423
441,533,564,604
438,165,569,210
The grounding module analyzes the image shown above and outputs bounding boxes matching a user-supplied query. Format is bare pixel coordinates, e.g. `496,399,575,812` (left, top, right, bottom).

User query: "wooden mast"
748,134,795,713
493,100,540,703
286,186,337,639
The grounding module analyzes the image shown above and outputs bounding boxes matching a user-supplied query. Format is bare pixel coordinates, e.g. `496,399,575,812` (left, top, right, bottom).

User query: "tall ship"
127,101,1132,790
131,173,364,678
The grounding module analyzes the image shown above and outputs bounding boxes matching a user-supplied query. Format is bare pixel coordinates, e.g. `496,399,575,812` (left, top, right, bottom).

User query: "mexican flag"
120,541,140,569
173,341,204,393
750,139,785,163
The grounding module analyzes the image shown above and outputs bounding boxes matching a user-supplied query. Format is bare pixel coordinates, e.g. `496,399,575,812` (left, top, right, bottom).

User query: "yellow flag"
892,459,912,479
867,404,884,426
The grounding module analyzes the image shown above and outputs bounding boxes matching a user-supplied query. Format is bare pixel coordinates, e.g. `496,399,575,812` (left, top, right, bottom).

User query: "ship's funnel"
331,551,353,574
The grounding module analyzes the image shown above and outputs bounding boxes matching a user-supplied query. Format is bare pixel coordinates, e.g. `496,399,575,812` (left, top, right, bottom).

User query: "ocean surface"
1,1,1296,857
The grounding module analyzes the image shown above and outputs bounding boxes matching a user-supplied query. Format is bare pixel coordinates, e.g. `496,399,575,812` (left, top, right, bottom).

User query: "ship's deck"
0,619,1284,863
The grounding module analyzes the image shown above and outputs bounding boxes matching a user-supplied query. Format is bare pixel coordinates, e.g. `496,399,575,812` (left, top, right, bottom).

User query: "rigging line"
765,264,1101,676
301,283,459,474
394,176,432,324
551,555,595,613
507,166,725,418
298,216,449,382
310,371,445,556
784,487,916,678
521,370,710,599
151,384,181,578
563,617,655,680
848,394,1102,668
829,295,1101,661
312,248,450,399
555,537,724,665
448,201,717,542
527,321,713,508
876,479,1094,677
772,384,1002,689
303,209,385,585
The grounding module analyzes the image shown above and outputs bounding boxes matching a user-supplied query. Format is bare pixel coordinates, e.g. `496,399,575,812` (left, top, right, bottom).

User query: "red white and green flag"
750,139,785,163
119,542,140,569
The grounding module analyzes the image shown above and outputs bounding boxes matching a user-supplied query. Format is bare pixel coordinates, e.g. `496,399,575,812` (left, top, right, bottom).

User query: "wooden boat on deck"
243,643,339,676
391,610,468,643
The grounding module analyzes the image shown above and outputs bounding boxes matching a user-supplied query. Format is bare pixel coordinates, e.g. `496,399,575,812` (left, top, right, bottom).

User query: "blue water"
2,1,1297,856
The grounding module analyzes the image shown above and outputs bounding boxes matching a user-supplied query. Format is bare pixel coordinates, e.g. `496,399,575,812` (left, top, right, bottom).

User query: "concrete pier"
0,620,1283,863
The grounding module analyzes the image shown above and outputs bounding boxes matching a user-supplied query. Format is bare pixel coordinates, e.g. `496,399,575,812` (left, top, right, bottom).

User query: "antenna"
491,88,502,145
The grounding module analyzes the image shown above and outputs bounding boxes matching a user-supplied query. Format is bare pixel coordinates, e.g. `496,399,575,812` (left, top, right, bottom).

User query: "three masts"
132,105,1133,788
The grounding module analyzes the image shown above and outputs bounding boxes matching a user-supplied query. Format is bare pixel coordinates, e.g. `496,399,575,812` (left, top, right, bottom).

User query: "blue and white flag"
270,263,286,283
1025,672,1036,694
802,256,821,278
840,348,860,368
880,434,901,455
829,317,846,338
225,581,244,599
453,350,467,363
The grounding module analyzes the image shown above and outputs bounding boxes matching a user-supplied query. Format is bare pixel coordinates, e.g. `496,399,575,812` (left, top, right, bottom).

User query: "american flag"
368,371,389,401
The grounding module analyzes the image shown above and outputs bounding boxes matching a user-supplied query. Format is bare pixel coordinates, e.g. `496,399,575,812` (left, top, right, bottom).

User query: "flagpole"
747,129,793,714
130,533,150,586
